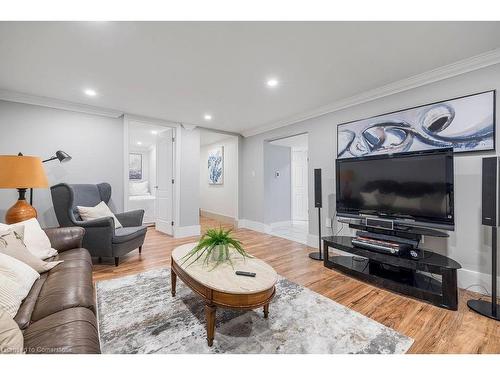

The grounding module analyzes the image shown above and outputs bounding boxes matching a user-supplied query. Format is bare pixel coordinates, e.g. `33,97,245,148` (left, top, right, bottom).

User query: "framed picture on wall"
129,153,143,180
337,90,496,159
208,146,224,185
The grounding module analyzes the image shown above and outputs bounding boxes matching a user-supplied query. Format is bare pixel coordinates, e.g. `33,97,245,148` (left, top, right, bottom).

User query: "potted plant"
182,227,251,269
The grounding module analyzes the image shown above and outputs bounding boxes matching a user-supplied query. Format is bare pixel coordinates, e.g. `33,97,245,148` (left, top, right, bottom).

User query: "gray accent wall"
0,100,124,227
240,63,500,290
264,143,291,224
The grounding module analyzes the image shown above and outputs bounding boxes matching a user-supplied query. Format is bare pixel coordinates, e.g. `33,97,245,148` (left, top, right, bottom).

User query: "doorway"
199,129,239,227
267,133,309,244
125,116,175,236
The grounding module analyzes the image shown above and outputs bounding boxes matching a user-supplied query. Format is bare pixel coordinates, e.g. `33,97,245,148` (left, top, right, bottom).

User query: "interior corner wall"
264,143,292,224
240,63,500,293
179,127,200,227
200,136,238,219
0,100,124,228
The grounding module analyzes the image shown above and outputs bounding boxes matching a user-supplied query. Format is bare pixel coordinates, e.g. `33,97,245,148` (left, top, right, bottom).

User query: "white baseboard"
269,220,292,229
199,209,237,225
237,219,271,234
457,268,500,295
174,225,201,238
307,234,321,248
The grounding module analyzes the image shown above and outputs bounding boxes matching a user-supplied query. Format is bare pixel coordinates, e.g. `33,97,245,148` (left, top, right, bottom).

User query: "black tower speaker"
309,169,323,261
314,168,322,208
467,156,500,321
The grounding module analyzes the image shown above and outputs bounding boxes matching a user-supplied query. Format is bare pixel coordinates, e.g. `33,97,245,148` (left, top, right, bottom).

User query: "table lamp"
0,154,49,224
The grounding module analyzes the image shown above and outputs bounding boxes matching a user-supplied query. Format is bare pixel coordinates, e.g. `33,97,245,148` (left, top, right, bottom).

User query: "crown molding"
242,48,500,138
0,89,123,118
124,113,180,127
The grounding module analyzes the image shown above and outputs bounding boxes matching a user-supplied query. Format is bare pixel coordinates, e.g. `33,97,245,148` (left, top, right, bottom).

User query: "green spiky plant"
181,227,251,270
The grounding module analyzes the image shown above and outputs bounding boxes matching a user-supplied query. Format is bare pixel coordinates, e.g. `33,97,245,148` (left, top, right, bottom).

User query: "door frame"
291,146,309,222
123,114,181,235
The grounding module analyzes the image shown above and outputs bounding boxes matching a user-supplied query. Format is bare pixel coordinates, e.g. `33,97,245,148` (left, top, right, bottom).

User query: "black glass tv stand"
322,236,462,310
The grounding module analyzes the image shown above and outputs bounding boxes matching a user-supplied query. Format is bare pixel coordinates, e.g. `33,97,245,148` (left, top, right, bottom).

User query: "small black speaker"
482,157,498,227
314,168,322,208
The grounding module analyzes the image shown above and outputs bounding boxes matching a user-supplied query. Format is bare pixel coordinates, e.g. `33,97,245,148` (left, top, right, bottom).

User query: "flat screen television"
336,148,454,230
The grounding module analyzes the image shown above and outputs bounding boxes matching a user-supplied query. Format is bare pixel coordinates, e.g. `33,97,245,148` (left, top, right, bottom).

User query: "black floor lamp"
30,150,72,205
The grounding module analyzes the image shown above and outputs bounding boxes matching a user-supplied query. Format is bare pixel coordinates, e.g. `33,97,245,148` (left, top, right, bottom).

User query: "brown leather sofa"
14,227,101,354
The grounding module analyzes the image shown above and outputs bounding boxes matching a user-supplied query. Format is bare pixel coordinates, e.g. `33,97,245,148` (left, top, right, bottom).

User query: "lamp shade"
0,155,49,189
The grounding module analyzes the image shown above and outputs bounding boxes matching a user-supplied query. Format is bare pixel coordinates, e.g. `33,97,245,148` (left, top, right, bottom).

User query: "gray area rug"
95,268,413,354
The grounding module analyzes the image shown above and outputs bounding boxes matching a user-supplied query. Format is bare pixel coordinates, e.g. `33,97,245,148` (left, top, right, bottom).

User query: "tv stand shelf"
322,236,461,310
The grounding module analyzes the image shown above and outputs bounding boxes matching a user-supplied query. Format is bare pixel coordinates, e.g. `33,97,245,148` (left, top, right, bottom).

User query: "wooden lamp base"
5,188,37,224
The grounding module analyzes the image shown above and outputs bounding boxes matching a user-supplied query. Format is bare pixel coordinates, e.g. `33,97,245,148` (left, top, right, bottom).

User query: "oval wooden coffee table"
171,243,278,347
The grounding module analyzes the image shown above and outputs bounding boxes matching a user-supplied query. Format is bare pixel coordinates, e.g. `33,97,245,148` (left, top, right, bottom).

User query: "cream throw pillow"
0,227,62,273
0,218,58,260
77,201,122,229
0,253,39,317
0,309,24,354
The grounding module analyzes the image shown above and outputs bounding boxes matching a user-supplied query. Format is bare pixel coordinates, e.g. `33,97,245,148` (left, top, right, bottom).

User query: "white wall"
240,63,500,293
199,136,238,219
179,127,200,228
0,100,123,227
264,142,291,224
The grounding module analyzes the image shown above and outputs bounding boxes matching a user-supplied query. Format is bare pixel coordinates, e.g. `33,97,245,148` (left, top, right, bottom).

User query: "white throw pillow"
0,253,40,317
129,181,149,196
0,309,24,354
0,227,62,273
77,201,122,229
0,218,58,260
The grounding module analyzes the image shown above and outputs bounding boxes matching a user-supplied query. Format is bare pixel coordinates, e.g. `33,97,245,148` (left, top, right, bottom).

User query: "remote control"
235,271,256,277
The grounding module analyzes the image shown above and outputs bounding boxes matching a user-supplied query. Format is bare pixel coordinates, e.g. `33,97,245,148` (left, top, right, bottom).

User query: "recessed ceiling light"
266,78,279,88
137,141,142,145
151,130,158,135
204,114,212,121
84,88,97,97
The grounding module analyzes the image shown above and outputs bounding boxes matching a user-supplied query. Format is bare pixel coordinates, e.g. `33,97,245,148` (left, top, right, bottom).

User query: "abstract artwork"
208,146,224,184
129,153,142,180
337,90,495,159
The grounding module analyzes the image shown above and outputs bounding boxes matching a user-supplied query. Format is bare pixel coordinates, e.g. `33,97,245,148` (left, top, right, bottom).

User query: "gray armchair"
50,183,147,266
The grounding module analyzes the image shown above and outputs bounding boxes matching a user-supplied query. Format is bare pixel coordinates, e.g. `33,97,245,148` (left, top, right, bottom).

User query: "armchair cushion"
113,226,147,244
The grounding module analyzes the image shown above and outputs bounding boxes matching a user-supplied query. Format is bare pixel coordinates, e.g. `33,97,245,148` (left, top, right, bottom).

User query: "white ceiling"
1,22,500,136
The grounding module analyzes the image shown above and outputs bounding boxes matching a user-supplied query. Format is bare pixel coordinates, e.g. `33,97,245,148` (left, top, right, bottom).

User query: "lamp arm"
42,156,58,163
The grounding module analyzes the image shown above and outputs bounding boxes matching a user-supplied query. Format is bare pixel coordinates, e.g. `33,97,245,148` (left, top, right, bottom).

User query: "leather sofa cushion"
113,226,147,244
31,253,95,322
14,273,48,330
23,307,100,354
15,248,93,329
50,248,93,267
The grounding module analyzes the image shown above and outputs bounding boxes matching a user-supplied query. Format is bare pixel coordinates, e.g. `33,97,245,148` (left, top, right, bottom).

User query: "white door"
155,129,174,235
292,148,308,221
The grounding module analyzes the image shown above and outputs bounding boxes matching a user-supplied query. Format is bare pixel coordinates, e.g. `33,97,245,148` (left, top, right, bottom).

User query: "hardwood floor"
92,216,500,354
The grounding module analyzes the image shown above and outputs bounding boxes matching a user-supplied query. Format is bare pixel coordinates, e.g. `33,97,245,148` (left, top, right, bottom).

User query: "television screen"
336,149,454,229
